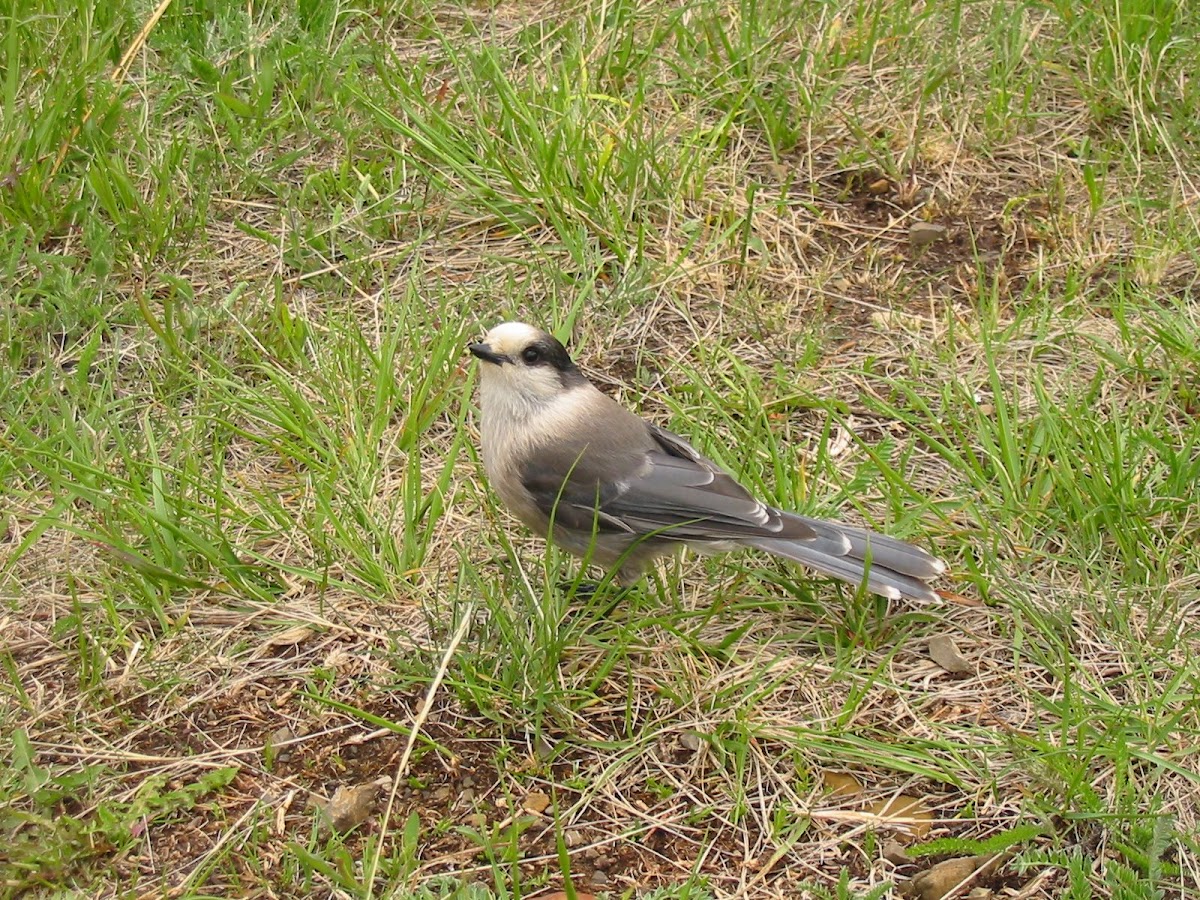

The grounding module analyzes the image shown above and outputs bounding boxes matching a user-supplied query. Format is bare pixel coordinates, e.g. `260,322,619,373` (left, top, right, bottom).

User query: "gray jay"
468,322,945,601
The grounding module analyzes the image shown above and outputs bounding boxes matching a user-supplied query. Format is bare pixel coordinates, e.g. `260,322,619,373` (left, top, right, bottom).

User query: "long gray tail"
749,514,945,602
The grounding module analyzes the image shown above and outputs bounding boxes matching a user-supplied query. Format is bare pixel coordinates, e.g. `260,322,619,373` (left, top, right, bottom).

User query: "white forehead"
483,321,545,354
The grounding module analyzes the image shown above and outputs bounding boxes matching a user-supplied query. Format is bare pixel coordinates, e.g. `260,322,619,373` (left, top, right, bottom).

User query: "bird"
467,322,945,601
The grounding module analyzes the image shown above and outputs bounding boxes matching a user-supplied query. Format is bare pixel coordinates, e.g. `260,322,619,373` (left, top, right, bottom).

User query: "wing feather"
520,423,816,542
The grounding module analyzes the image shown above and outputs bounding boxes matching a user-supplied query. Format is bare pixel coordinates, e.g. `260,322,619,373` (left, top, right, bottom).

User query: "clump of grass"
2,0,1198,896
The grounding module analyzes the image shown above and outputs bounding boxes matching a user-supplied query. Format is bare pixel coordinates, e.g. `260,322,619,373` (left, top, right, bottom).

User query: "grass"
2,0,1199,896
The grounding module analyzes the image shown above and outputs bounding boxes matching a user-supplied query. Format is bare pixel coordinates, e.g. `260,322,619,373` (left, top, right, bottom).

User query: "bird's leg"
556,578,604,598
556,575,637,617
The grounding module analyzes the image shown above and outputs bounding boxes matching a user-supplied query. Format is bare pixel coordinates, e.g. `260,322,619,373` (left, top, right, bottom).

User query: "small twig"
364,605,474,898
247,0,256,72
48,0,176,179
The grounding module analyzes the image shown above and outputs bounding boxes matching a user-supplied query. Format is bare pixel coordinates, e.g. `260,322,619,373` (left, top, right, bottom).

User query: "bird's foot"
557,579,635,616
558,579,622,598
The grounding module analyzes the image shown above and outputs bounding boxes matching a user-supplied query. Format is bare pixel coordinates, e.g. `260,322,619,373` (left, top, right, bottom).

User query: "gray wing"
518,417,945,601
520,423,817,542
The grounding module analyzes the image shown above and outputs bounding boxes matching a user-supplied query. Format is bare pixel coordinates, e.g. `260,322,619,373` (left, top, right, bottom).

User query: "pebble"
928,634,973,675
324,781,380,833
523,791,551,814
883,839,912,865
267,727,296,762
909,222,948,247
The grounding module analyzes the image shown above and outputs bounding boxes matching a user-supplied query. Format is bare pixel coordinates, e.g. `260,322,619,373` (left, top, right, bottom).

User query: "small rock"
565,830,586,848
766,162,789,182
266,727,297,763
909,222,947,248
590,870,610,888
679,732,704,753
431,786,452,803
868,795,933,839
461,775,475,788
883,839,912,865
904,854,1004,900
523,791,551,815
460,788,475,803
464,812,487,829
821,770,863,798
323,781,381,833
928,635,973,675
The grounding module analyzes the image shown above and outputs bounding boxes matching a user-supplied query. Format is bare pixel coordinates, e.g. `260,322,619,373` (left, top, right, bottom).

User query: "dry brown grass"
3,0,1200,897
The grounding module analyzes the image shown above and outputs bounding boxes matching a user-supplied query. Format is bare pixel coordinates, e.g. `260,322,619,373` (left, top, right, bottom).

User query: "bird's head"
468,322,583,404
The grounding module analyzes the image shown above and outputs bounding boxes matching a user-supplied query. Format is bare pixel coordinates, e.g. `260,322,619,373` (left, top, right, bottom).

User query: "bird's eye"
521,346,541,364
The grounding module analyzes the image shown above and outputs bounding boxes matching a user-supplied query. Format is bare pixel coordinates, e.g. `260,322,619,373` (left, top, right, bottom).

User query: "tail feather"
792,516,946,578
749,513,944,602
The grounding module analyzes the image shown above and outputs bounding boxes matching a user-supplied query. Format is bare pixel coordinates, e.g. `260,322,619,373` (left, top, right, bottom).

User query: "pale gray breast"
478,382,600,528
